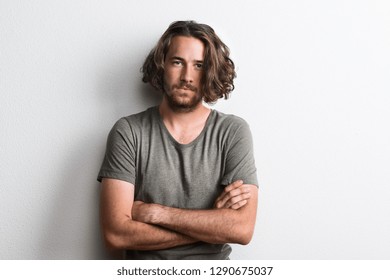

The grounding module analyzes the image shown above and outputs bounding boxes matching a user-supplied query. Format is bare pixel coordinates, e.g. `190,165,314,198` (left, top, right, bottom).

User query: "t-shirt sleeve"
97,118,136,184
220,119,258,187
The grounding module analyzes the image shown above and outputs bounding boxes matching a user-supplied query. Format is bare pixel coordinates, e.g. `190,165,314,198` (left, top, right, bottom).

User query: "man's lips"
174,83,197,92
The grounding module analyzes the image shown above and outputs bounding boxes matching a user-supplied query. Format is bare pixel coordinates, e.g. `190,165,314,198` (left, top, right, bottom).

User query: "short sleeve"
220,119,258,187
97,118,136,184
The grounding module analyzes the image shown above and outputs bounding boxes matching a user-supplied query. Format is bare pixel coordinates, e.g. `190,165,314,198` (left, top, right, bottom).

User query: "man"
97,21,258,260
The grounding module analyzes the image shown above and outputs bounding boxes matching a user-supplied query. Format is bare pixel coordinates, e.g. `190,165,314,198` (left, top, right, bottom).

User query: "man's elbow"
228,223,255,245
235,227,254,245
102,229,124,251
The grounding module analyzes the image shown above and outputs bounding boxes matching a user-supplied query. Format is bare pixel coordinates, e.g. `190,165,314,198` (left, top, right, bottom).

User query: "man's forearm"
104,218,197,251
154,206,251,244
132,185,258,245
100,179,198,251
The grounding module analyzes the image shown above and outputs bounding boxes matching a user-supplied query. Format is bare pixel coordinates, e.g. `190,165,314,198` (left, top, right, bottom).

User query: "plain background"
1,0,389,259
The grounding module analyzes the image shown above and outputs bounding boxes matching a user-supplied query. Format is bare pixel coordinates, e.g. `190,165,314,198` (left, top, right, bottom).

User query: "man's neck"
158,99,211,144
159,99,210,129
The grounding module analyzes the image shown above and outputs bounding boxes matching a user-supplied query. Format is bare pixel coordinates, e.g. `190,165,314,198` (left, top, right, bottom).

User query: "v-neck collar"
154,106,215,148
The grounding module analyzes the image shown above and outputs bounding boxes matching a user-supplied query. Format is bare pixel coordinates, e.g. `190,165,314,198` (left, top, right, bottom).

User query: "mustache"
173,82,198,92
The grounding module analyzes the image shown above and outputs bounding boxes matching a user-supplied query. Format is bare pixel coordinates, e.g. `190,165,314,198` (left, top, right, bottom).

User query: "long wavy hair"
141,21,236,103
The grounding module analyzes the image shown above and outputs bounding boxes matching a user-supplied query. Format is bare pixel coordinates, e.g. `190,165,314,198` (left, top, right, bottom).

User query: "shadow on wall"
37,46,161,259
96,43,162,119
37,137,109,259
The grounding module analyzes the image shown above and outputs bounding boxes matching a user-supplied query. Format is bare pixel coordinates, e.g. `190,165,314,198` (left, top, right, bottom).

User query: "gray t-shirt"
98,106,258,259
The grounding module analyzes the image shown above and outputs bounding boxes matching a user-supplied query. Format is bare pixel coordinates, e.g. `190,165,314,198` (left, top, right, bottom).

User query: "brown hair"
141,21,236,103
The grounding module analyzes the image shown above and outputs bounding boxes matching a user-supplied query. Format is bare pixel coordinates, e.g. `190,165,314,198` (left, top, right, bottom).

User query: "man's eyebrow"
170,56,184,61
170,56,203,63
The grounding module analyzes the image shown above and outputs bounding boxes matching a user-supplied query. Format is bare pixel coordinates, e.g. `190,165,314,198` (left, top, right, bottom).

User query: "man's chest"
133,138,226,209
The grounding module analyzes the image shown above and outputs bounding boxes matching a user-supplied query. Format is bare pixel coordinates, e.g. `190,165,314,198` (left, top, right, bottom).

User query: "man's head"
142,21,236,107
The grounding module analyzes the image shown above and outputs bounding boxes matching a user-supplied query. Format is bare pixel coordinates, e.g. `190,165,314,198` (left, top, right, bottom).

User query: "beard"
164,82,203,112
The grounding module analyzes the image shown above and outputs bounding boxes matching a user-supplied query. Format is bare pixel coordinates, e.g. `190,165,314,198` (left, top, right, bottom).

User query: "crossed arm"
100,178,258,252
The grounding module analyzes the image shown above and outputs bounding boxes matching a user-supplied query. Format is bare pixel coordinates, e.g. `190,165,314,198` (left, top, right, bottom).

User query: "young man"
98,21,258,259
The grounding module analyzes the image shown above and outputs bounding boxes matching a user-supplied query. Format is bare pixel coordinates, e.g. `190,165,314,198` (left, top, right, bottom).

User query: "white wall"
1,0,389,259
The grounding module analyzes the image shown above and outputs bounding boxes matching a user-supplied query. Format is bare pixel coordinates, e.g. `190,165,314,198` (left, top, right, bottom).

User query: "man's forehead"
166,36,205,58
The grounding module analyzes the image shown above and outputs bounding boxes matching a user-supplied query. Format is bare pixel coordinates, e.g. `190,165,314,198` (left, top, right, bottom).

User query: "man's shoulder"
109,106,157,135
115,106,157,126
123,106,157,122
212,109,249,130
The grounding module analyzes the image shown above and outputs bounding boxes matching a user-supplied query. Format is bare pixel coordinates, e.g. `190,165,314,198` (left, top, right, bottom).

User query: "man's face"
163,36,205,112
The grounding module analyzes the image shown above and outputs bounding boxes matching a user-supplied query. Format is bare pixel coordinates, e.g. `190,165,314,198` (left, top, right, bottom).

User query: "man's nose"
180,66,193,83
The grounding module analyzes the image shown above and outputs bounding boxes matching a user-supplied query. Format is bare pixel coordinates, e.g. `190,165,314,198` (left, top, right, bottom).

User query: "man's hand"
132,201,159,224
214,180,252,210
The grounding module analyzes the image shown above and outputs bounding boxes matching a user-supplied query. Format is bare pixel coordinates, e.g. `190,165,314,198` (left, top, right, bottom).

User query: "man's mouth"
177,84,197,92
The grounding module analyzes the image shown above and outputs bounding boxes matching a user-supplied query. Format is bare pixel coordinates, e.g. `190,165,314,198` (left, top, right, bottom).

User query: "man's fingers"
216,186,250,207
224,192,251,209
215,187,251,209
230,199,248,210
224,180,244,192
214,180,243,208
217,186,250,208
219,187,249,207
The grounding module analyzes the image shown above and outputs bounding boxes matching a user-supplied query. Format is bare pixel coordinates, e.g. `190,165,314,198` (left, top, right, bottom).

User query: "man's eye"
195,63,203,69
173,60,182,65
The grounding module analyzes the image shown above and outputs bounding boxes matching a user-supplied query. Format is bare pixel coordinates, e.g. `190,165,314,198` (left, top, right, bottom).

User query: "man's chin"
168,102,198,113
164,92,202,112
167,98,202,112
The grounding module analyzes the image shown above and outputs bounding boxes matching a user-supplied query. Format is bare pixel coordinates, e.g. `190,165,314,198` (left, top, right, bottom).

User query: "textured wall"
1,0,390,259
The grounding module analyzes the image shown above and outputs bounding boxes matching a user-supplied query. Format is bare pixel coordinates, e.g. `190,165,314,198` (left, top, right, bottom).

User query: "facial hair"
164,82,203,112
